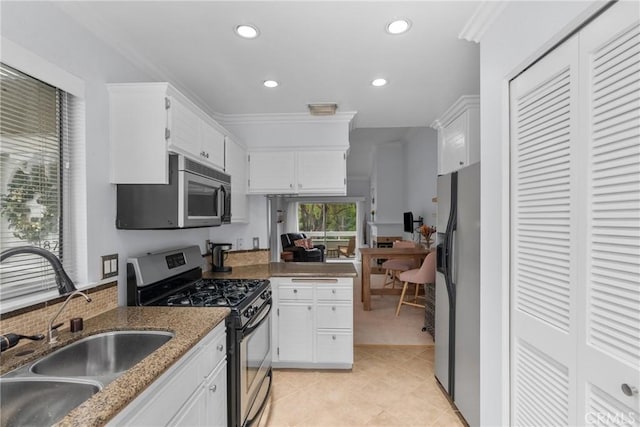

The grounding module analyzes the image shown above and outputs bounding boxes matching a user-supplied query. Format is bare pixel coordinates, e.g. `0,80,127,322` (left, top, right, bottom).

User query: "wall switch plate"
252,237,260,249
101,254,118,279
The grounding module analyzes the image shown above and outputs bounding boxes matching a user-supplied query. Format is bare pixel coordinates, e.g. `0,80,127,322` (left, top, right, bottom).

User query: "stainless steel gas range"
127,246,272,427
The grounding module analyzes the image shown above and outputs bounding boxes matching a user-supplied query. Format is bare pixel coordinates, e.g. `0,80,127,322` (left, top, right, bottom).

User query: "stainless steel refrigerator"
435,162,480,426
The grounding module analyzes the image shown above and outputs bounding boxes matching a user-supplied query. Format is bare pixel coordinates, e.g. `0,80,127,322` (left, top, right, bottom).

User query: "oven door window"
187,179,218,218
245,315,270,388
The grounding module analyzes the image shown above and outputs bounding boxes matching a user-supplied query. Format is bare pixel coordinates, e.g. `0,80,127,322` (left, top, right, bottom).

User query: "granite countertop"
0,306,229,427
203,262,358,279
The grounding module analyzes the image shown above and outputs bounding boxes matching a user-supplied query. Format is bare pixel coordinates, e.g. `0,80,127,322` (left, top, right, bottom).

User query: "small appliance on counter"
210,242,232,272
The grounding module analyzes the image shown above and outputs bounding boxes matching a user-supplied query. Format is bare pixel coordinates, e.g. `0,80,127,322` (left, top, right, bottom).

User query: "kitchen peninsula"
203,261,357,280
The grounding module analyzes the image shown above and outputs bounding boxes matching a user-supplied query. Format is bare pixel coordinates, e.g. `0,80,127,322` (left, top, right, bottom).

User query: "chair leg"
396,281,409,316
413,282,420,302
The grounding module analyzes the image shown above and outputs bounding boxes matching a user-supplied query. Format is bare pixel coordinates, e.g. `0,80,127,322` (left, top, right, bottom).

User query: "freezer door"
434,173,452,392
434,269,450,392
437,173,451,231
453,162,480,427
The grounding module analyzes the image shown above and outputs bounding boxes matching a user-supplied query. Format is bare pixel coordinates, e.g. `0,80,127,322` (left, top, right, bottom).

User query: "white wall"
404,127,438,234
479,1,600,425
0,2,224,305
208,196,269,250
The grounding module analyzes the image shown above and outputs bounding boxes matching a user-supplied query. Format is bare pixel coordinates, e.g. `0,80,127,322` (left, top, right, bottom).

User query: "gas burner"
166,293,191,306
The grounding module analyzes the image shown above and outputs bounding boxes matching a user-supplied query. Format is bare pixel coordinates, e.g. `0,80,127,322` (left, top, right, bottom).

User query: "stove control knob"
260,290,271,300
244,306,256,318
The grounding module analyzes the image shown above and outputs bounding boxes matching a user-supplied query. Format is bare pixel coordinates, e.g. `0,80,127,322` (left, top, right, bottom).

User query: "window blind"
0,63,77,301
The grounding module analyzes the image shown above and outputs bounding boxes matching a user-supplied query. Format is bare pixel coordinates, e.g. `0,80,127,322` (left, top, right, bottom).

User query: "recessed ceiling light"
235,24,259,39
263,80,279,88
371,78,388,87
386,19,411,35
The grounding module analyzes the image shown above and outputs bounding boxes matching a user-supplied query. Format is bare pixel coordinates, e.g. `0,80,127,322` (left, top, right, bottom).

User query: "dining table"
360,246,432,310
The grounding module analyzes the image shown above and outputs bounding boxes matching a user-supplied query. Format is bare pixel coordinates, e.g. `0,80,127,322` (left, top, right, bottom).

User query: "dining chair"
395,251,435,316
381,240,417,288
338,236,356,258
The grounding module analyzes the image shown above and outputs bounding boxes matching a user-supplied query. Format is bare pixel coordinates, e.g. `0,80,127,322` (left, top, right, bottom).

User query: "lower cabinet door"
278,303,313,362
204,361,228,427
170,384,206,426
316,331,353,364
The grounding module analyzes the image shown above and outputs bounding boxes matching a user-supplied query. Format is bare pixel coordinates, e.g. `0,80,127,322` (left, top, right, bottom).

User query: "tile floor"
265,345,464,426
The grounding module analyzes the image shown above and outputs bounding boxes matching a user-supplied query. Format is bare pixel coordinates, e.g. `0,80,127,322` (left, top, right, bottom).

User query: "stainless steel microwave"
116,154,231,229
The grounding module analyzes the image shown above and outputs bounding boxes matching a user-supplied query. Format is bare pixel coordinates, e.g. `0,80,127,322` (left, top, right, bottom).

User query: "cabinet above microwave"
108,82,226,184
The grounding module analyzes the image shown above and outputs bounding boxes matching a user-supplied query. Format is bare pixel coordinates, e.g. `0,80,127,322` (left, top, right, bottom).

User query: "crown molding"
430,95,480,129
458,1,508,43
219,111,358,127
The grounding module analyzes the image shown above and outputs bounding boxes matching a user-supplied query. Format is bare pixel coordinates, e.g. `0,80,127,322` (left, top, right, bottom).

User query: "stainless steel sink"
0,378,101,427
30,330,174,379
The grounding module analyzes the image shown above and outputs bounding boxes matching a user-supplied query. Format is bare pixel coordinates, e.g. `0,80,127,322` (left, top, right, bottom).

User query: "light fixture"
386,19,411,35
371,78,388,87
263,80,279,88
235,24,259,39
308,103,338,116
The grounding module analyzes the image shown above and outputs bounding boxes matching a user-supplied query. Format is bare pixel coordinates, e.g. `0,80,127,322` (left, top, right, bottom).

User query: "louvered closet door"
578,2,640,423
510,36,580,426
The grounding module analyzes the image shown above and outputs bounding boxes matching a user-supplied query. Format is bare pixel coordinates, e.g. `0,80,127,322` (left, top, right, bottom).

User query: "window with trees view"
298,203,356,257
0,63,77,301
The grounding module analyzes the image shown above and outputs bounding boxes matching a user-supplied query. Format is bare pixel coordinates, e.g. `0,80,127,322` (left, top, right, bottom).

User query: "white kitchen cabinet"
225,136,248,223
108,321,227,426
109,82,226,184
247,150,346,195
297,150,346,194
247,151,296,193
271,277,353,368
431,95,480,175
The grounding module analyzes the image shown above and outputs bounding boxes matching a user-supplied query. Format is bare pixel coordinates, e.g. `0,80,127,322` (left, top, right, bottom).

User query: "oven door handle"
245,369,273,427
242,298,272,338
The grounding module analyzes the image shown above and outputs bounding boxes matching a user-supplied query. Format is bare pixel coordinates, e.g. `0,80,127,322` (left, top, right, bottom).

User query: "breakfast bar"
360,246,432,310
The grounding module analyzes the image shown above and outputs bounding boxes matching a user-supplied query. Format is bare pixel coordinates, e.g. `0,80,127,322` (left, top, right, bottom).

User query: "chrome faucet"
48,290,92,344
0,246,77,295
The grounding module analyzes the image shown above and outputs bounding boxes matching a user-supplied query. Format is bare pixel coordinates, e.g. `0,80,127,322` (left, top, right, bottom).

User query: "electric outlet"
101,254,118,279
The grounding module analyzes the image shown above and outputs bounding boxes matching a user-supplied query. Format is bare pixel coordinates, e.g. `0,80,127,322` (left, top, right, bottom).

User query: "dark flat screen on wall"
403,212,413,233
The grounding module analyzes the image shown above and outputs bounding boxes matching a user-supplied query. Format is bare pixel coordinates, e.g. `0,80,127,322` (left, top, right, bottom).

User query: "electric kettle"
210,243,232,272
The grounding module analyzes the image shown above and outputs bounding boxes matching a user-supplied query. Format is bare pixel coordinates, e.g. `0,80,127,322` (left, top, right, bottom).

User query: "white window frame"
1,37,88,313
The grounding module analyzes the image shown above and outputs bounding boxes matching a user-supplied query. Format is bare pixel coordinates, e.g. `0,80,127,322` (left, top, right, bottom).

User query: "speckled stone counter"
203,262,357,279
0,306,229,427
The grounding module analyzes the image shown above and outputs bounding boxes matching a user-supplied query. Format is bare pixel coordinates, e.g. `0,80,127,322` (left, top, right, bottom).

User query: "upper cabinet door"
248,151,296,194
225,137,248,223
200,121,225,170
440,112,468,174
167,96,200,157
433,95,480,175
297,151,346,195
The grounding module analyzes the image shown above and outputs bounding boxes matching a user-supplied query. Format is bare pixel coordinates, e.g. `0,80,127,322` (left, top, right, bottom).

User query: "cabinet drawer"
316,304,352,329
316,287,352,302
198,323,227,379
316,332,353,364
278,285,313,301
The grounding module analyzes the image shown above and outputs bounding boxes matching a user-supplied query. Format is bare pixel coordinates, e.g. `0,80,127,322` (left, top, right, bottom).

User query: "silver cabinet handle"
331,289,336,294
217,344,224,352
331,306,336,311
308,306,312,310
289,183,293,188
210,384,217,392
332,335,336,340
622,384,638,396
293,289,298,293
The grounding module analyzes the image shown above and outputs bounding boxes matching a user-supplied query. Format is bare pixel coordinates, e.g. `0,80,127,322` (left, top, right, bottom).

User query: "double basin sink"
1,330,174,426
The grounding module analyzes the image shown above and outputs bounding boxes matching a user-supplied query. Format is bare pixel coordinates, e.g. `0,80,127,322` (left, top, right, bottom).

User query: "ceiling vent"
308,103,338,116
